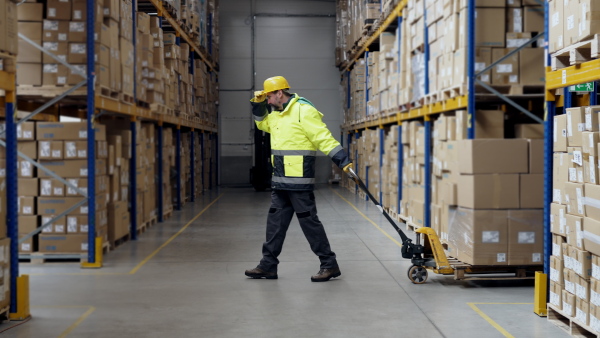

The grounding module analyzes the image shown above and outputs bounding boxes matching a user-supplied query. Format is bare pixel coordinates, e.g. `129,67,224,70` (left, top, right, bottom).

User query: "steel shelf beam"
546,59,600,90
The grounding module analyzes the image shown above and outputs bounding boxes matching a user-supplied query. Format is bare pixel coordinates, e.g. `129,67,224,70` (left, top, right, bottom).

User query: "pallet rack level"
10,0,218,268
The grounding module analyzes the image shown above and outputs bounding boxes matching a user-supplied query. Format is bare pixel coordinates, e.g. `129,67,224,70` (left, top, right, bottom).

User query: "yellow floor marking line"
331,188,403,247
468,302,533,338
128,193,224,274
40,305,96,338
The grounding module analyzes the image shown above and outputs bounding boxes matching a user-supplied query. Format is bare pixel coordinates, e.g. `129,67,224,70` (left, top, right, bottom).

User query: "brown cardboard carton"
553,153,571,204
554,114,568,152
16,63,42,86
507,209,543,265
551,203,567,235
549,0,564,53
18,196,35,216
38,160,88,178
38,141,64,160
523,6,544,32
17,3,43,21
448,208,508,265
492,48,519,85
550,281,562,308
42,20,69,42
551,255,565,285
40,215,66,234
584,217,600,256
515,124,543,139
571,246,593,278
64,140,87,159
576,298,590,325
565,214,583,249
565,182,585,216
19,235,34,253
39,178,65,197
586,106,600,132
46,0,72,20
553,234,565,257
506,7,523,33
528,139,544,174
4,0,17,55
39,234,88,253
564,0,579,46
520,174,543,208
475,8,506,47
519,48,545,85
457,139,529,174
18,178,38,197
18,216,38,234
37,122,106,141
568,107,586,147
42,63,68,86
585,184,600,221
576,0,600,43
37,197,88,216
0,141,36,160
458,174,519,209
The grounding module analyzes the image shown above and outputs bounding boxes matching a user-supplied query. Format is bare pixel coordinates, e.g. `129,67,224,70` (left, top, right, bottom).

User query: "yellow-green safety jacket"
252,94,350,191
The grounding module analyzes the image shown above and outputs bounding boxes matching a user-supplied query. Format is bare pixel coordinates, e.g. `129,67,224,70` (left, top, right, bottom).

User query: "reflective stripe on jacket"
254,94,344,191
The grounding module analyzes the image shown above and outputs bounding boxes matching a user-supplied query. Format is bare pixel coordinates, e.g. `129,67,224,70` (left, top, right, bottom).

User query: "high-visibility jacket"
252,94,350,191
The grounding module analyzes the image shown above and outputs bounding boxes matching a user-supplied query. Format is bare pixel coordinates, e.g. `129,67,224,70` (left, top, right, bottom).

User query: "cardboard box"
17,3,43,21
584,217,600,256
576,298,590,325
38,141,64,160
507,209,543,265
506,7,523,33
64,140,87,159
108,201,129,242
567,106,586,147
18,196,35,215
19,235,34,253
46,0,72,20
38,160,89,178
457,139,529,174
565,182,585,216
475,8,506,47
458,174,519,209
519,48,545,85
551,203,567,235
492,48,519,85
571,245,593,278
553,234,565,257
586,183,600,221
42,63,68,86
554,114,568,152
19,216,38,234
515,124,544,139
523,6,544,32
448,208,508,265
528,139,544,174
16,63,42,86
519,174,543,208
18,178,38,197
474,110,505,138
3,0,18,55
40,215,66,234
549,0,564,53
551,255,565,284
566,214,583,249
39,178,65,197
550,281,562,308
576,0,600,44
39,234,88,253
42,20,70,42
37,122,106,141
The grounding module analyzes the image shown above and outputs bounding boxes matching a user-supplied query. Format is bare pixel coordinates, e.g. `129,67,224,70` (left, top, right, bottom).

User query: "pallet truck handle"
347,168,412,244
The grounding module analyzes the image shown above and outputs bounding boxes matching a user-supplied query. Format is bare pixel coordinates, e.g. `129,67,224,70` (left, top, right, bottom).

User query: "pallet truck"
348,168,454,284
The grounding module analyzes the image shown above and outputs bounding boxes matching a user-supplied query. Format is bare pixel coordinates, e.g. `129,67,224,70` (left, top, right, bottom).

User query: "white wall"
219,0,339,185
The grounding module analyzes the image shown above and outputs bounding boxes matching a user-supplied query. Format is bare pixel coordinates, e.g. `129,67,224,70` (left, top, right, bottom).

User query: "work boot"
245,267,278,279
311,267,341,282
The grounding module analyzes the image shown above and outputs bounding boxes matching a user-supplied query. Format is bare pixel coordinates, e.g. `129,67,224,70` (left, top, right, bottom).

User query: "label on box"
78,150,87,157
55,224,64,232
69,22,84,32
518,232,535,244
81,243,88,251
567,15,575,30
42,225,52,233
80,168,88,176
576,308,586,323
592,316,600,332
578,170,584,183
80,206,88,214
550,267,559,282
21,243,30,251
41,180,51,195
71,44,86,54
577,188,584,214
594,263,600,280
566,279,575,293
577,284,587,299
79,130,87,138
553,243,560,256
592,290,600,306
532,253,541,262
554,189,562,203
496,64,513,73
509,75,518,83
52,150,61,158
23,206,32,215
550,291,560,306
80,224,88,233
482,231,500,243
48,8,57,17
573,151,583,165
560,209,566,234
568,168,576,181
497,253,506,262
54,187,63,195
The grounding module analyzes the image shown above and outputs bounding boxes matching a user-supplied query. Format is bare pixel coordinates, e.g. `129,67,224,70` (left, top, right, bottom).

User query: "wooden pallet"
98,85,119,100
446,256,541,281
441,84,467,100
20,242,110,263
136,99,150,109
121,93,134,105
17,84,86,98
162,0,179,19
0,51,16,72
110,233,131,250
551,34,600,71
547,303,600,337
150,103,168,114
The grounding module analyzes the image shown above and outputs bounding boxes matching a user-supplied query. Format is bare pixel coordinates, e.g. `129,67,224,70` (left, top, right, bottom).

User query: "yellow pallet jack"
348,168,453,284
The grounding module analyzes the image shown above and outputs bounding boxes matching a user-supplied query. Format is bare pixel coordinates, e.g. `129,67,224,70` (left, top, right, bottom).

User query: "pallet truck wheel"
408,265,428,284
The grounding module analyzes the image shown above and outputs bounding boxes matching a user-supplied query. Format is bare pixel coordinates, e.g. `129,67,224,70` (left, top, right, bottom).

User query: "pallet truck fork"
347,168,453,284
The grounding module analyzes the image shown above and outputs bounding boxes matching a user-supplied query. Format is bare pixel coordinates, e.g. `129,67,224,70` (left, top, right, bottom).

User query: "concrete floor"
0,185,568,337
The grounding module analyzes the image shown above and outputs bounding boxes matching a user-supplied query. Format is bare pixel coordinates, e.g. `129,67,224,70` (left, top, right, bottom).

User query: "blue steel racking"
4,0,219,316
340,0,545,229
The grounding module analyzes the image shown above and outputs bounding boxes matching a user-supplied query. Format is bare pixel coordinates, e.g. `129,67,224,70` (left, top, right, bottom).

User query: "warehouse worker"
245,76,353,282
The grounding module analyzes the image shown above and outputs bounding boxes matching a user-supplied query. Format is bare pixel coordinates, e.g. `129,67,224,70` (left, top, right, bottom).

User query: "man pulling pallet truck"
244,76,447,284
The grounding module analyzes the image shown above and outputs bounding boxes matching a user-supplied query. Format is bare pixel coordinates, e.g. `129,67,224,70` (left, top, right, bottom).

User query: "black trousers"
258,190,338,272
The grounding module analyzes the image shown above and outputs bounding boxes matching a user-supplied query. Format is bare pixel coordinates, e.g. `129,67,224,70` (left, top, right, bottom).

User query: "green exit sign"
569,82,595,92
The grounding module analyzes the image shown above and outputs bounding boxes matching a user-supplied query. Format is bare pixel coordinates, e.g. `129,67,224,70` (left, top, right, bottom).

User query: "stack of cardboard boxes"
550,106,600,328
549,0,600,54
12,121,111,254
161,128,174,214
340,0,547,125
0,0,18,62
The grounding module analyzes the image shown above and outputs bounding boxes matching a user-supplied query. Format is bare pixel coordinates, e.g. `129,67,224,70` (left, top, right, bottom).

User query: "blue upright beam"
214,133,218,188
564,88,573,111
354,132,360,195
6,99,17,313
191,130,195,202
544,101,555,275
397,16,402,74
365,51,370,117
423,5,429,95
424,118,432,228
158,124,164,222
176,127,182,210
200,131,205,192
379,127,384,203
86,0,96,262
130,120,137,240
592,82,598,106
467,0,476,139
397,123,403,214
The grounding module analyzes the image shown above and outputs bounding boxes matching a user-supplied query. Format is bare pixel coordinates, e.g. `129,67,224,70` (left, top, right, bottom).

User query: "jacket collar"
278,94,298,114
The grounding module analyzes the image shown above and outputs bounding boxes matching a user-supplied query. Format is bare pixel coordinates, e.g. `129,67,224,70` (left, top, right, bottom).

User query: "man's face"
267,90,284,111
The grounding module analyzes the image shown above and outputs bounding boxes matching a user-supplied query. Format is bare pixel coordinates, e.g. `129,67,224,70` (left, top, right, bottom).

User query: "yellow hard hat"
262,76,290,94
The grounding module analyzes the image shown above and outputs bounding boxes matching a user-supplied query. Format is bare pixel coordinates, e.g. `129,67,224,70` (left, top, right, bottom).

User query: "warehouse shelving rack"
340,0,545,227
2,0,218,319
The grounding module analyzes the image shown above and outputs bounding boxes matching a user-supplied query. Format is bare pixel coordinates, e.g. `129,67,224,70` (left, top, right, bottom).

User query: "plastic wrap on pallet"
411,51,425,103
